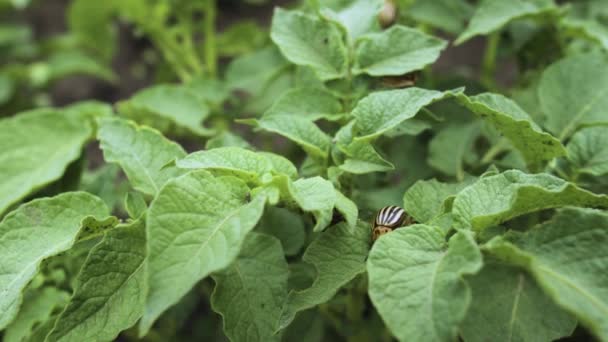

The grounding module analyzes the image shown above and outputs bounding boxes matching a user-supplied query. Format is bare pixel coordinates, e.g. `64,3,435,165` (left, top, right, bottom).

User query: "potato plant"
1,0,608,341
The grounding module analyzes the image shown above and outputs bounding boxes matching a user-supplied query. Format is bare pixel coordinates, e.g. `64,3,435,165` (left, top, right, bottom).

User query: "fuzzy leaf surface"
354,25,447,76
367,226,482,341
277,222,370,330
97,117,186,196
456,0,557,44
271,8,348,80
47,218,147,342
0,192,109,329
352,87,460,140
456,92,565,170
460,259,576,342
452,170,608,231
211,233,288,342
140,171,266,334
487,208,608,340
539,52,608,140
0,109,92,214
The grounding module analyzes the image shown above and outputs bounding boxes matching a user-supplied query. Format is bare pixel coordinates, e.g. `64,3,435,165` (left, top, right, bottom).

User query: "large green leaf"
176,147,274,183
46,218,147,342
460,259,576,342
0,192,109,329
456,93,565,170
352,87,460,140
428,122,480,180
264,88,343,121
339,142,394,174
211,233,288,342
257,207,306,256
0,109,92,214
97,117,186,196
225,46,289,97
452,170,608,231
403,178,474,223
353,25,447,76
407,0,473,34
367,226,482,341
539,52,608,140
318,0,383,41
566,126,608,177
290,177,337,232
3,288,69,342
116,84,213,137
455,0,557,44
561,18,608,52
140,171,266,334
270,8,348,80
487,208,608,340
245,116,332,159
276,222,370,330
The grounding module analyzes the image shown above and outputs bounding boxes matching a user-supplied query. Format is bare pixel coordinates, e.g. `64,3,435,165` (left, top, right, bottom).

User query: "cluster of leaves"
2,0,608,341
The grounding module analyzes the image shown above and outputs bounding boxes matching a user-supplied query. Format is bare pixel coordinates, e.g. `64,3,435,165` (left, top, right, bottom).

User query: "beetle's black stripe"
386,207,405,226
376,206,406,227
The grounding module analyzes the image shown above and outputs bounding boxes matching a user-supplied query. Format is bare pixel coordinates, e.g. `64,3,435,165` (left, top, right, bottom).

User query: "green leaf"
0,72,15,105
0,192,109,329
318,0,383,41
46,218,147,342
353,25,447,77
176,147,274,182
340,142,394,174
42,51,116,84
68,0,117,61
566,126,608,177
277,221,370,331
486,208,608,341
140,171,266,334
452,170,608,231
455,0,557,44
259,152,298,180
290,177,337,232
97,117,186,196
352,87,460,140
403,178,475,222
216,21,268,57
211,232,288,342
225,46,289,96
3,287,70,342
456,92,566,170
270,8,348,80
125,191,147,219
335,191,358,229
407,0,473,34
428,122,480,180
116,84,213,137
79,164,127,213
561,18,608,52
264,87,343,121
460,259,576,342
245,116,332,159
205,131,253,150
539,52,608,140
75,215,119,242
257,207,306,256
367,227,482,341
0,109,93,215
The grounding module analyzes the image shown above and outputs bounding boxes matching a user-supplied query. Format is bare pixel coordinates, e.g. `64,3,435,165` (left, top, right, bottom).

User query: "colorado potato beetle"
372,206,415,241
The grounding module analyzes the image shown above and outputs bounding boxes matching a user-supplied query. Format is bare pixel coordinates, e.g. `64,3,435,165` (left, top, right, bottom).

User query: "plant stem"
480,138,509,165
481,32,500,91
204,0,217,78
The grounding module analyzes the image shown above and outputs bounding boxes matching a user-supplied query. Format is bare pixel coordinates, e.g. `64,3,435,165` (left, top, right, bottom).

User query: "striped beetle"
372,206,415,241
